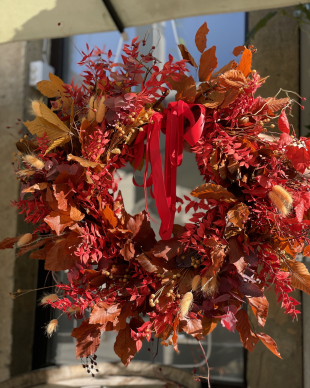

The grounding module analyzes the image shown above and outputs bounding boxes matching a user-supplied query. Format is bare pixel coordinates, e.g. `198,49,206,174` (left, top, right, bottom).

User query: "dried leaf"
228,236,247,273
102,206,118,228
220,69,247,89
89,302,121,325
22,182,48,193
236,47,252,77
232,46,245,56
248,296,269,327
203,90,225,109
236,309,258,352
191,183,237,202
0,236,20,249
67,154,105,168
45,135,71,155
220,88,239,109
70,206,85,222
195,22,209,53
285,260,310,295
136,253,158,273
257,333,282,359
114,323,137,366
178,44,197,68
227,203,249,229
180,318,203,339
199,46,218,82
265,97,290,113
201,316,217,337
176,75,197,104
44,238,77,271
36,101,70,133
71,319,102,359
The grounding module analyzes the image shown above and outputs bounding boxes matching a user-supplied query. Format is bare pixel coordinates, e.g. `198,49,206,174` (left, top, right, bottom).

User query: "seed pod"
268,191,288,216
31,100,42,117
272,185,293,205
41,293,58,304
16,233,32,247
180,292,193,317
23,155,45,170
95,97,106,123
45,319,58,337
191,275,201,292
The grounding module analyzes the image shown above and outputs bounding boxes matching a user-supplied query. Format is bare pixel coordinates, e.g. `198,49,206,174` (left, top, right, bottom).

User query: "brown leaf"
115,303,133,331
44,214,74,235
180,318,203,339
236,309,258,352
17,237,48,257
89,302,121,325
227,203,249,229
178,44,197,68
227,158,239,174
236,48,252,77
22,182,48,193
45,238,77,271
213,60,237,77
114,323,137,366
67,154,105,168
195,22,209,53
285,260,310,295
0,236,20,249
220,88,239,109
303,246,310,257
70,206,84,222
228,237,247,274
265,97,290,113
199,46,218,82
248,296,269,327
71,319,101,359
220,69,247,89
232,46,245,56
256,333,282,359
151,238,184,261
179,269,194,294
136,253,158,273
191,183,237,202
176,75,196,104
203,90,225,109
201,316,217,337
172,317,179,353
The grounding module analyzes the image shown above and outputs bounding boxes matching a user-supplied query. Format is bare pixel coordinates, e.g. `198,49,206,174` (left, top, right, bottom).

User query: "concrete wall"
247,7,303,388
0,39,49,382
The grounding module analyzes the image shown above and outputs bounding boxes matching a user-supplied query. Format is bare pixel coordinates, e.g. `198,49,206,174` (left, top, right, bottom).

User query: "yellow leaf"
24,117,65,140
37,73,72,112
67,154,105,168
44,135,71,155
37,102,70,133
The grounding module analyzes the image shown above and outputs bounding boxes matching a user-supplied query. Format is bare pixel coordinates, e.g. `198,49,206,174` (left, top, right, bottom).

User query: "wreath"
1,22,310,376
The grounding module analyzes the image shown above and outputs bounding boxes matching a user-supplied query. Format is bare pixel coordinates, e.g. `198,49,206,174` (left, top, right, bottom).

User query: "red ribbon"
133,100,205,240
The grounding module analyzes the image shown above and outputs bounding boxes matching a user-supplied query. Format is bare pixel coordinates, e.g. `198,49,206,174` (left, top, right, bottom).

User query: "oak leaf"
114,323,137,366
191,183,237,202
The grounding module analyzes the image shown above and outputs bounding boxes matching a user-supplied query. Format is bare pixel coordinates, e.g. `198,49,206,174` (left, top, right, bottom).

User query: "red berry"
302,97,306,101
301,106,305,110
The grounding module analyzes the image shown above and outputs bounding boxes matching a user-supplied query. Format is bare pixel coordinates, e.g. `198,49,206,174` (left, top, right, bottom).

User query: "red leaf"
286,144,310,174
71,319,101,359
257,333,282,358
45,238,77,271
114,323,137,366
278,110,290,134
195,22,209,53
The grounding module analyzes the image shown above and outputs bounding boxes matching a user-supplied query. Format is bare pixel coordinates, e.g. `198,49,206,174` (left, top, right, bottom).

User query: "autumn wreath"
1,22,310,374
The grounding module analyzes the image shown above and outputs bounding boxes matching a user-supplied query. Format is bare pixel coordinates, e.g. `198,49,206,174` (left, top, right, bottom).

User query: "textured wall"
247,7,303,388
0,39,48,381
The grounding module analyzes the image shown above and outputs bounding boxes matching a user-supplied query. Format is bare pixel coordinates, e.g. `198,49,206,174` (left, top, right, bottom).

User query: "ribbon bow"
133,100,205,240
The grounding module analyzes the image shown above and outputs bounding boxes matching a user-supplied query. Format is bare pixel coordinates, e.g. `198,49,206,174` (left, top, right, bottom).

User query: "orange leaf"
199,46,218,82
178,44,197,68
285,259,310,295
102,205,118,228
203,90,225,109
22,182,48,193
303,245,310,257
236,309,259,352
248,296,269,327
70,206,85,222
232,46,245,57
227,203,249,229
44,214,73,235
191,183,237,202
195,22,209,53
172,317,179,353
71,319,102,359
89,302,121,325
114,323,137,366
180,318,203,339
220,88,240,109
236,48,252,77
176,75,196,104
201,316,217,337
257,333,282,359
45,238,77,271
54,190,68,211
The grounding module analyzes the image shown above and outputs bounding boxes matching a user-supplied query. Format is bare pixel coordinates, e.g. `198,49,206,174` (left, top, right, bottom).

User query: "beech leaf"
199,46,218,82
248,295,269,327
71,319,102,359
89,302,121,325
114,323,137,366
236,309,259,352
236,47,252,77
178,44,197,68
284,259,310,295
191,183,237,202
257,333,282,359
195,22,209,53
